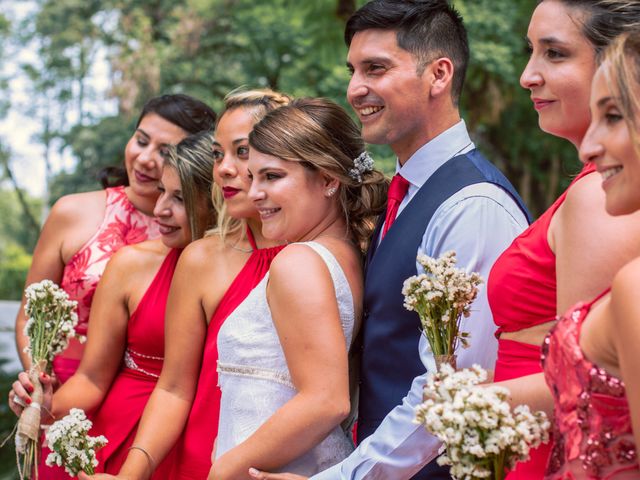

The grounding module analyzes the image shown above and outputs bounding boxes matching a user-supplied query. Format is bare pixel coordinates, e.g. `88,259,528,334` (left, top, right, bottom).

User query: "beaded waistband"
217,362,295,389
123,348,164,379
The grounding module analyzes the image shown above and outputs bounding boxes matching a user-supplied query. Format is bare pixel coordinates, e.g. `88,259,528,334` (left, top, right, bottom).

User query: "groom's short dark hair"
344,0,469,105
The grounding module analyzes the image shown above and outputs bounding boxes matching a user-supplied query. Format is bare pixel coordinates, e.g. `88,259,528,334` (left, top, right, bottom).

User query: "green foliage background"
0,0,584,299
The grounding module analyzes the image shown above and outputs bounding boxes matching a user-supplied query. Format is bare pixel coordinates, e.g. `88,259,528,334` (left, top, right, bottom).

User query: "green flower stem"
493,450,506,480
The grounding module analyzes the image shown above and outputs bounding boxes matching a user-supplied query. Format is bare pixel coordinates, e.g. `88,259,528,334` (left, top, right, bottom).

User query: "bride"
210,98,387,479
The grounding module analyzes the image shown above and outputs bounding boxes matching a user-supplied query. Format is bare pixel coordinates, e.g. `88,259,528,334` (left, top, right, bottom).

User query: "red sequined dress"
172,227,284,479
487,163,596,477
54,186,160,383
541,290,637,479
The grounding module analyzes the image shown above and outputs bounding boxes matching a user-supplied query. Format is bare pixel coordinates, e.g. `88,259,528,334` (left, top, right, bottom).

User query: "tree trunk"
0,152,40,235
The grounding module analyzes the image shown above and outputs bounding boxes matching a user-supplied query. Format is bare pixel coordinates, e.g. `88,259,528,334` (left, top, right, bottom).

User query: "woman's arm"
10,244,133,421
554,173,640,314
610,260,640,449
115,243,211,480
15,192,106,368
210,245,351,480
494,372,554,417
46,246,135,420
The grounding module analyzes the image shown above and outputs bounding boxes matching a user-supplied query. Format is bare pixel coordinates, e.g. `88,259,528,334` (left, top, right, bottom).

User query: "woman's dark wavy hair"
99,93,217,188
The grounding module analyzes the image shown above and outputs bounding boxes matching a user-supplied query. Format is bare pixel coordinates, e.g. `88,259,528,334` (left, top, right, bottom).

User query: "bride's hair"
249,97,388,251
209,88,291,242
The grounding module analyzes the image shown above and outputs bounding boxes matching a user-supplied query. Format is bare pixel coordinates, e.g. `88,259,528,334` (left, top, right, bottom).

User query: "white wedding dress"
215,242,356,475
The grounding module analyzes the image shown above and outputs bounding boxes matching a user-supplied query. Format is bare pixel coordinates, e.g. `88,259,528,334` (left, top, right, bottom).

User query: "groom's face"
346,28,432,162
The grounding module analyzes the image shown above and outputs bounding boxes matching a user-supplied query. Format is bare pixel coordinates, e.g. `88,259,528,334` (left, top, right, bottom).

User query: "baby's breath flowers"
15,280,79,479
415,365,550,480
402,251,482,368
45,408,107,476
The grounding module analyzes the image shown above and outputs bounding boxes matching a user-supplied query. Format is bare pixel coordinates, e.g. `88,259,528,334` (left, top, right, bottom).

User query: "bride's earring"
326,186,337,197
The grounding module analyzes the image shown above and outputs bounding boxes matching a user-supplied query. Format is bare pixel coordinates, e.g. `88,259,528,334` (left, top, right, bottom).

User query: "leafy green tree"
0,243,31,300
19,0,585,217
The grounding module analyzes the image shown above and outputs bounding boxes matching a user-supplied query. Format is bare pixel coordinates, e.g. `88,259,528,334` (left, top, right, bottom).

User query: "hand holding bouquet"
403,251,483,369
15,280,79,479
415,365,550,480
45,408,107,476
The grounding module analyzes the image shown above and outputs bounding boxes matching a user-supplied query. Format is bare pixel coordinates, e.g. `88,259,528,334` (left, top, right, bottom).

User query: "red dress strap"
586,286,611,309
246,224,258,250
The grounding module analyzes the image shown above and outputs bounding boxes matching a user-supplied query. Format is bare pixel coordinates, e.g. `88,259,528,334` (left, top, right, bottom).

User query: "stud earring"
326,186,337,197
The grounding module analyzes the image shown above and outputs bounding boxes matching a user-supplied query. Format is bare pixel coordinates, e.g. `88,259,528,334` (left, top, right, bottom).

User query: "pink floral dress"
542,289,638,479
52,186,160,383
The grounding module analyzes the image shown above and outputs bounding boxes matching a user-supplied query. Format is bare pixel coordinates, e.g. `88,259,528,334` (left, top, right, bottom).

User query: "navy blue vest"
357,151,530,479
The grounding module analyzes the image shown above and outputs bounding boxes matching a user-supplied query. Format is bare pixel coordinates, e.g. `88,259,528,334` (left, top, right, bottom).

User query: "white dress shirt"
312,120,528,479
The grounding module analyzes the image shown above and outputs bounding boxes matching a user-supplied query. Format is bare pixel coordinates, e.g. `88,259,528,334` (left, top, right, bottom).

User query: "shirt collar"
396,120,474,188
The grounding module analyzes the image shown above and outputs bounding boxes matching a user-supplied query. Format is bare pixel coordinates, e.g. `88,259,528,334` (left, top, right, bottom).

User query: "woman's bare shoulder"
107,239,167,274
49,190,108,227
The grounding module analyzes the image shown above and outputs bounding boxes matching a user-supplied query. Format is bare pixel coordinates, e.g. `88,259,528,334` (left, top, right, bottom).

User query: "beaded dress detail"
541,290,637,479
216,242,355,475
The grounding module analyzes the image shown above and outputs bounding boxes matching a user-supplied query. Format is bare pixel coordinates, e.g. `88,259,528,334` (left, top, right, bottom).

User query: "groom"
251,1,530,478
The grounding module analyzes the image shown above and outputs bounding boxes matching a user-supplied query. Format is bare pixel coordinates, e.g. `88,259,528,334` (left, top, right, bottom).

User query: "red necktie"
381,173,410,240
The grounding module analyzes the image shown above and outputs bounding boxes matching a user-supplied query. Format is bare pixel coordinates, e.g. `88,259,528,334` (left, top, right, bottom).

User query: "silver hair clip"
348,151,374,183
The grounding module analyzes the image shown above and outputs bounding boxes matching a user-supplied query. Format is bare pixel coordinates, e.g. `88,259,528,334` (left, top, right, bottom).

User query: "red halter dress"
172,228,284,479
55,186,160,383
40,248,180,479
487,162,596,478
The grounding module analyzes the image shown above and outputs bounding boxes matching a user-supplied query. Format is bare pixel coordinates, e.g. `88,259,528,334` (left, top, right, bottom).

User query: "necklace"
227,240,253,253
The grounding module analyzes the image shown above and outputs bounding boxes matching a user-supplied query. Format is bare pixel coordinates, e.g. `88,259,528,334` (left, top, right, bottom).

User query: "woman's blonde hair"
602,30,640,155
164,131,216,241
249,97,389,252
211,88,291,242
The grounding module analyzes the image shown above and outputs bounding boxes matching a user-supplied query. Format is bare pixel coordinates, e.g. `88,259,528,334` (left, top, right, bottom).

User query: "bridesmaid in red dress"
10,132,217,479
79,89,290,480
14,94,216,383
487,1,640,477
501,33,640,478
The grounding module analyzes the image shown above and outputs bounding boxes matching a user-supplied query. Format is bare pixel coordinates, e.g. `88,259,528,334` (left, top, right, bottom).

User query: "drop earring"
326,186,337,197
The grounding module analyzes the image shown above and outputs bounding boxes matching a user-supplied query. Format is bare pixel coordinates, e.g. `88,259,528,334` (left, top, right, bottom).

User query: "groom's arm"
313,186,528,480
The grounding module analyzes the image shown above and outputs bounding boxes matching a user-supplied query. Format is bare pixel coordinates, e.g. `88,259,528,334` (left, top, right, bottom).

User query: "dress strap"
587,286,611,307
246,225,258,251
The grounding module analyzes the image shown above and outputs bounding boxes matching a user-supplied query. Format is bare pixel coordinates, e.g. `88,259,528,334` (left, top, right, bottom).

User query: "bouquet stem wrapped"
14,280,79,479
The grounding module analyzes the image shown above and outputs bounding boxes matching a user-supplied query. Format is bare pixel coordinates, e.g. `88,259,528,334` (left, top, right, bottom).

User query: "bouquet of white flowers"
15,280,79,479
415,364,550,480
402,251,483,369
45,409,107,476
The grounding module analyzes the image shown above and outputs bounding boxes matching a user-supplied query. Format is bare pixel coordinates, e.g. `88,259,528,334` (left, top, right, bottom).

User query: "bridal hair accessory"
348,151,374,183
